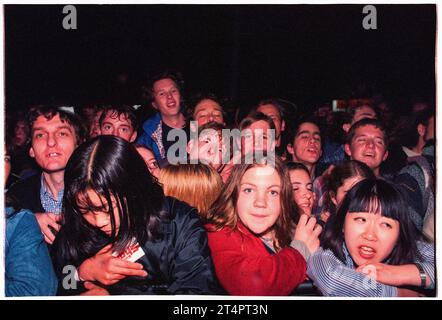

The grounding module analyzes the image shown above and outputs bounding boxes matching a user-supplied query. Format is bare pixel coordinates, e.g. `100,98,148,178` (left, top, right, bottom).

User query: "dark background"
4,4,436,115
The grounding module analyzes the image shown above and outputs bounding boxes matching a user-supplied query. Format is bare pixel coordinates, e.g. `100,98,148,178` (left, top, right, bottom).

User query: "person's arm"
208,227,307,296
358,241,435,289
307,248,397,297
6,211,58,296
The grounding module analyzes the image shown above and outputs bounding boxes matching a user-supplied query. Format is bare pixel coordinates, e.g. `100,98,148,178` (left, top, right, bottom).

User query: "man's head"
287,118,323,173
239,111,276,156
187,121,226,172
256,99,286,146
343,104,378,133
345,118,388,176
398,109,434,151
147,71,183,118
189,93,225,126
99,105,137,142
28,106,84,174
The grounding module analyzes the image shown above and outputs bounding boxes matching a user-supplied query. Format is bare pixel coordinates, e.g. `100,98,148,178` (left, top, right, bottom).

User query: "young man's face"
352,105,377,124
257,104,285,142
193,99,224,126
152,78,181,118
287,122,322,168
29,114,77,173
100,111,137,142
345,124,388,175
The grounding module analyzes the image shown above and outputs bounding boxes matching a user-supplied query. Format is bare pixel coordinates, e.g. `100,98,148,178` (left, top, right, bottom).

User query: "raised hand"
35,212,61,244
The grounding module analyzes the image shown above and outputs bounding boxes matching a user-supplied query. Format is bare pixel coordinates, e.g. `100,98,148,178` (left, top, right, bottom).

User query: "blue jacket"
5,207,58,296
137,113,166,162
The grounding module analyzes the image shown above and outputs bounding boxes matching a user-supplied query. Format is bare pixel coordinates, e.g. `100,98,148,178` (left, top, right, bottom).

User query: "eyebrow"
297,130,320,136
240,182,281,188
33,125,73,132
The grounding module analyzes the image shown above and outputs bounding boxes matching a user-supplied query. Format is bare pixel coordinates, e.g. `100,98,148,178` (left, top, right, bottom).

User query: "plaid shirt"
40,174,64,214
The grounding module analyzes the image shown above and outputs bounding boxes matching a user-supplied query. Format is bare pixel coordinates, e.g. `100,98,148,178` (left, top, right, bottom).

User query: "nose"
253,191,267,208
94,214,110,229
365,139,375,148
303,190,312,200
362,222,377,241
47,133,56,147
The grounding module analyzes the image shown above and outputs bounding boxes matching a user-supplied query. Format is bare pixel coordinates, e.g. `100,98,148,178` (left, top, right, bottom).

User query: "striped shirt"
307,241,435,297
40,174,64,214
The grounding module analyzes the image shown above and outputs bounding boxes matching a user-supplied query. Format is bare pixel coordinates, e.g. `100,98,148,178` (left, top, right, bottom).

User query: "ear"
417,123,426,137
330,193,337,206
129,131,138,143
342,123,351,133
287,143,294,155
152,101,158,110
186,139,194,155
382,150,389,162
281,119,286,132
344,144,352,157
29,146,35,159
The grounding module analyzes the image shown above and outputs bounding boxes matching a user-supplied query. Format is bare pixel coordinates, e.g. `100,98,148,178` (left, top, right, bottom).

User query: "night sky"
4,4,436,114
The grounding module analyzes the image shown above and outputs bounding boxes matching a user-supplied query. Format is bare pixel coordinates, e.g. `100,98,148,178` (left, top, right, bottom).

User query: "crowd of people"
4,70,435,297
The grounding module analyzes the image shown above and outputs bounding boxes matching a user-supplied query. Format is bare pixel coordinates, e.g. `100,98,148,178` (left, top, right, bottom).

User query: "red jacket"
206,221,307,296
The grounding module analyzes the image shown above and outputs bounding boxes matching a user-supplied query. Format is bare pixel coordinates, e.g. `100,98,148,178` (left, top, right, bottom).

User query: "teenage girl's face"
77,189,121,236
236,165,282,238
344,211,400,266
289,169,314,216
332,175,364,206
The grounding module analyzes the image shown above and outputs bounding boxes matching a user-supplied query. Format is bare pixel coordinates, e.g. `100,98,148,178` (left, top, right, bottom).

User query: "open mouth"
46,152,61,158
358,245,376,259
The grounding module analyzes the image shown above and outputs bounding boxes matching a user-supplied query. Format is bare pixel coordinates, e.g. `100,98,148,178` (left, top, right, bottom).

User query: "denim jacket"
137,112,166,162
5,207,58,296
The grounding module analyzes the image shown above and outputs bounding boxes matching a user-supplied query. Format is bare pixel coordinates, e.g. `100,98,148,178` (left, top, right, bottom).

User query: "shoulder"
7,174,41,195
142,113,162,132
160,197,204,235
6,208,40,241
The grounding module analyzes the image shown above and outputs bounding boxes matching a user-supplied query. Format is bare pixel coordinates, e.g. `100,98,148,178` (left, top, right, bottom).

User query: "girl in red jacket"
206,155,322,295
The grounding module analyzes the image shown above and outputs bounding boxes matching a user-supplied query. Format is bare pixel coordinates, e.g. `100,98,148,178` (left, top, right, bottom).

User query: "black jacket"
52,197,222,295
6,173,44,213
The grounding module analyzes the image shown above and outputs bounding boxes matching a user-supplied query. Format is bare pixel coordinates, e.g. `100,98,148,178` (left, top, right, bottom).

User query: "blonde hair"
159,164,223,219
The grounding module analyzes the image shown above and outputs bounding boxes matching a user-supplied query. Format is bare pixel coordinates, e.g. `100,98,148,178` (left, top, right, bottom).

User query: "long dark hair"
58,135,165,264
321,178,421,265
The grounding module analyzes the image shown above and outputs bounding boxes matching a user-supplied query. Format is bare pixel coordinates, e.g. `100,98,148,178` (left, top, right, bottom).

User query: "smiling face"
287,122,322,170
77,189,121,236
345,125,388,176
100,111,137,142
289,168,314,216
152,78,181,118
29,114,77,173
193,99,224,126
344,211,400,266
236,165,282,238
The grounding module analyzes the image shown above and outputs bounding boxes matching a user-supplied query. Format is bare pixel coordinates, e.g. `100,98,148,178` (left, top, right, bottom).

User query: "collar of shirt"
40,174,64,214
